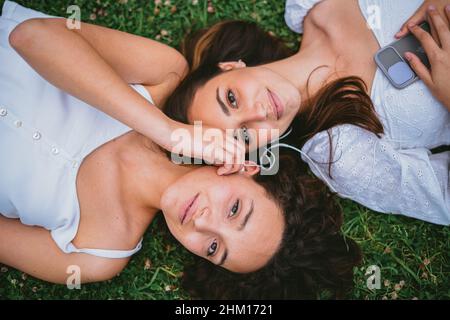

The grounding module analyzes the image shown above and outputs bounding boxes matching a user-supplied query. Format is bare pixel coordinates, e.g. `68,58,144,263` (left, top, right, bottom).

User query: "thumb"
404,52,433,87
217,164,233,176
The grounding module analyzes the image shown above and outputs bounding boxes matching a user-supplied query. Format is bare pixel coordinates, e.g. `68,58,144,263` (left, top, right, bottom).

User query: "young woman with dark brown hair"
0,2,361,299
164,0,450,225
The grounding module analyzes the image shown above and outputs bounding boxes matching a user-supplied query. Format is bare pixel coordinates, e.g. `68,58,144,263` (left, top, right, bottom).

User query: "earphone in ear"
259,128,353,199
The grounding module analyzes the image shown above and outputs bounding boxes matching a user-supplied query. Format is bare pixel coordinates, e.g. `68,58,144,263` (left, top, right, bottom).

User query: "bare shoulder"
306,0,361,35
306,0,343,28
73,134,152,253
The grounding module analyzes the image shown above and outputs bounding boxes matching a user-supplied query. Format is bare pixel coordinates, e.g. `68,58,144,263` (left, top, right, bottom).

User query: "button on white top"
51,147,59,155
32,131,41,140
14,120,22,128
72,161,78,168
0,108,7,116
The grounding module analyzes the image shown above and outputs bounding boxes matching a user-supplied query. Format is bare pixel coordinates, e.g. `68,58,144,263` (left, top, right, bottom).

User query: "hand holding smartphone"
374,22,431,89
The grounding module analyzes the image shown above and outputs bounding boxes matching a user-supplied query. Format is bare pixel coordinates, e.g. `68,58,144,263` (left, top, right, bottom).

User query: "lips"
180,193,200,225
268,89,284,120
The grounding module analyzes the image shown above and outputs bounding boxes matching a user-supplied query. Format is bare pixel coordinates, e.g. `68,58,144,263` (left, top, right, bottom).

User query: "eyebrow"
238,200,254,231
218,249,228,267
217,201,254,267
216,87,230,116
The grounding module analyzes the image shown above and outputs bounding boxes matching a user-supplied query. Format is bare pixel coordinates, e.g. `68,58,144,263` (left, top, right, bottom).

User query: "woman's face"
160,165,285,273
188,62,301,149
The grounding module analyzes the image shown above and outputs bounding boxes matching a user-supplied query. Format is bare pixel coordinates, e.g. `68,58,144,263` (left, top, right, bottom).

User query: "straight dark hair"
163,21,384,177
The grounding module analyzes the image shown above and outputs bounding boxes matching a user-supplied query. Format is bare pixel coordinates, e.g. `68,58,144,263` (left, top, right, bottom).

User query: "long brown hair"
163,21,364,298
286,75,384,175
182,20,294,72
182,151,362,299
163,20,384,176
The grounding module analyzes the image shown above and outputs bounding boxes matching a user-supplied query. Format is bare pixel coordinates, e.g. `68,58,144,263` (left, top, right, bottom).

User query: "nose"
241,101,268,123
192,207,219,232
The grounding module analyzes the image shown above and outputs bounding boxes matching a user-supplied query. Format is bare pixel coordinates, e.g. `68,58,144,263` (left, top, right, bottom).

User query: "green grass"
0,0,449,300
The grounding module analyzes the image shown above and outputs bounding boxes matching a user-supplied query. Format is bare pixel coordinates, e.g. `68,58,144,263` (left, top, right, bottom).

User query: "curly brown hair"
181,151,362,299
162,19,363,299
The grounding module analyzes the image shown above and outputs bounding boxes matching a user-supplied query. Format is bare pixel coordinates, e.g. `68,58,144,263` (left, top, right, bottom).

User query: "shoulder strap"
66,238,143,259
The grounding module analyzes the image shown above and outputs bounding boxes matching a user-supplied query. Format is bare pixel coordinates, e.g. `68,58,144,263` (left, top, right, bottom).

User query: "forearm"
8,18,175,148
0,216,129,284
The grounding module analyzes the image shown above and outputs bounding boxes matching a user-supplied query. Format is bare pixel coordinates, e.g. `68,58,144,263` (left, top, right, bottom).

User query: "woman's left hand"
404,6,450,112
396,0,450,40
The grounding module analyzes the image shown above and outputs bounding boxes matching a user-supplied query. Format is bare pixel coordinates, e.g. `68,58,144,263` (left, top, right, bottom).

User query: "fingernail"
428,4,436,11
404,52,412,61
446,4,450,11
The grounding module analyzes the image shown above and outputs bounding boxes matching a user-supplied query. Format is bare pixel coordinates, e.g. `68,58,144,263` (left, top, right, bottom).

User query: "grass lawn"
0,0,449,300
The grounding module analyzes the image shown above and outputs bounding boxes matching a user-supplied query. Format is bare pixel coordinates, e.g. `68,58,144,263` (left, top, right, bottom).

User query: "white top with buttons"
0,1,155,258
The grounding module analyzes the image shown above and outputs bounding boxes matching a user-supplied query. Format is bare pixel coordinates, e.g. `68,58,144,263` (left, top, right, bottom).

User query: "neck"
121,134,192,211
264,31,335,107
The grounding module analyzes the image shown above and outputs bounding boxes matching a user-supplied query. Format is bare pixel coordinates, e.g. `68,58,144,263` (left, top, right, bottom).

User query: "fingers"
409,22,441,59
404,51,433,87
446,5,450,26
203,130,245,173
396,4,427,38
428,10,441,47
395,25,409,39
395,25,410,39
427,5,450,49
216,162,244,176
217,165,229,176
216,147,244,175
217,135,245,175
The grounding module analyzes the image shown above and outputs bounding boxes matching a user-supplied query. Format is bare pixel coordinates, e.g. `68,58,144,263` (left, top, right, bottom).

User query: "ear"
240,161,260,177
218,60,247,71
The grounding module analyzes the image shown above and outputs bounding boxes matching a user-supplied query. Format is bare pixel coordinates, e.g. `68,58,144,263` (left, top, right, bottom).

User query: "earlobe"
236,59,246,68
241,161,260,177
218,60,247,71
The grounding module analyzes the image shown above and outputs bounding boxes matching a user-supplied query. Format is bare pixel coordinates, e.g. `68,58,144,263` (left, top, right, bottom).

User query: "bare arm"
8,17,244,166
0,215,128,284
8,17,188,151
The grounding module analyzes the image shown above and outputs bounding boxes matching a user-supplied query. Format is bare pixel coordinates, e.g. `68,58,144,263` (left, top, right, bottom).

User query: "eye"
227,90,238,109
207,240,218,257
240,127,251,145
229,199,240,218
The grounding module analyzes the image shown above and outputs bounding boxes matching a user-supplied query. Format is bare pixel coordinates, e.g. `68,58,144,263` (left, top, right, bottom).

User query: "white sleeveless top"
285,0,450,225
0,1,155,258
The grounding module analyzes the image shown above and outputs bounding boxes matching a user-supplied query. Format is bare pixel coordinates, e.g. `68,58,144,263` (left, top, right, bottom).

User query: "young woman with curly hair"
164,0,450,225
0,2,360,299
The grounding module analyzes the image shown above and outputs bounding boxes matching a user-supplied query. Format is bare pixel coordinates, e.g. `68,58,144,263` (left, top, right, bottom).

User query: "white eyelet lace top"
285,0,450,225
0,1,155,257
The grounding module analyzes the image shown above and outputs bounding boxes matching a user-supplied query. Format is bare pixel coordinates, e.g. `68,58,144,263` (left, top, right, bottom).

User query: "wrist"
160,118,190,151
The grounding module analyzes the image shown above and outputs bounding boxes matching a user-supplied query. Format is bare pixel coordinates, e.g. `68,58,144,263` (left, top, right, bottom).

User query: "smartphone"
374,22,431,89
